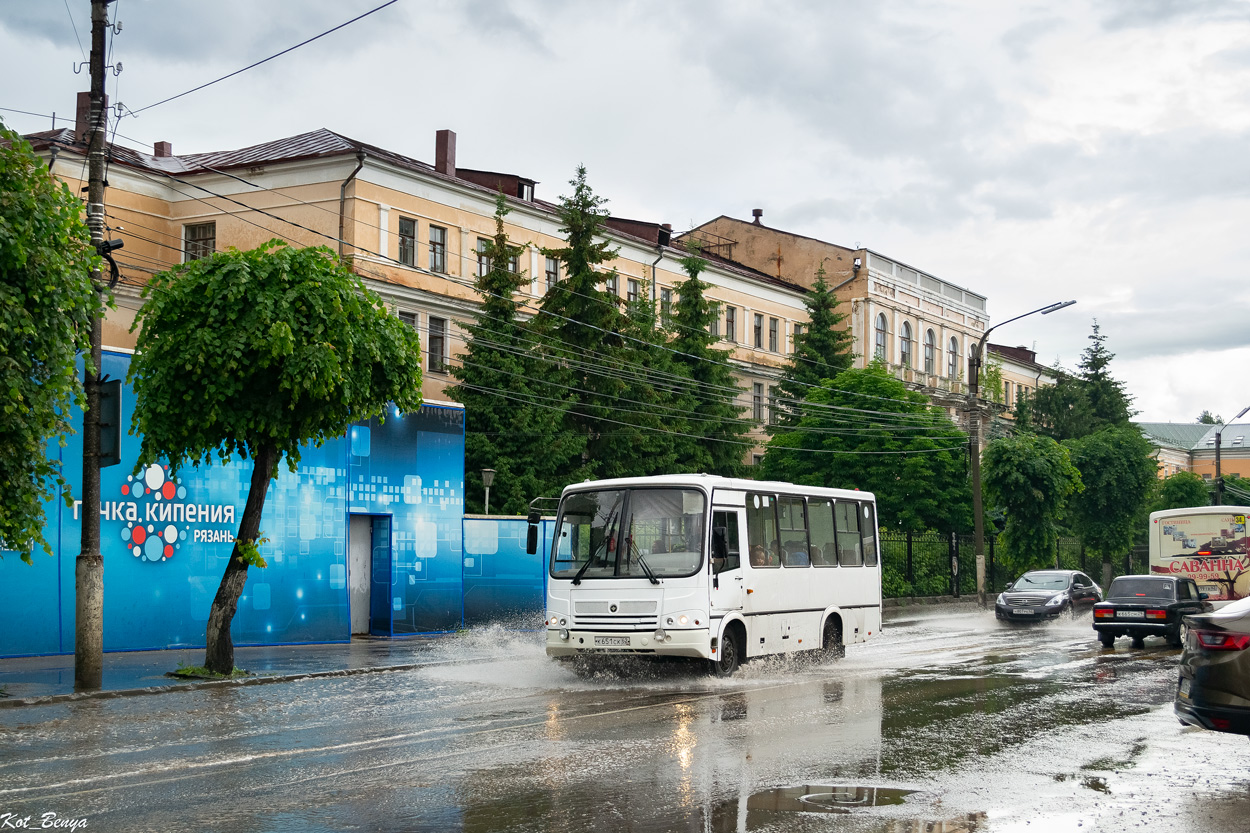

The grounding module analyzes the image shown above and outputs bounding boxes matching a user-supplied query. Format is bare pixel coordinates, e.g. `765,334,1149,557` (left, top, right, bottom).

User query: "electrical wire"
126,0,401,116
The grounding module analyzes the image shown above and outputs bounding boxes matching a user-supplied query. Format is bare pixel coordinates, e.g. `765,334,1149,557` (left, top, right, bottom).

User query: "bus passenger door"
710,509,744,613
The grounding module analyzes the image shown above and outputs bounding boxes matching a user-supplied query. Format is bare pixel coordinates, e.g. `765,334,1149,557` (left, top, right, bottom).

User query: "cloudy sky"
4,0,1249,424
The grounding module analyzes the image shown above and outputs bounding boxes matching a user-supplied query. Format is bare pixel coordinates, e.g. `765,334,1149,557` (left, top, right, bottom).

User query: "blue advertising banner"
0,351,465,658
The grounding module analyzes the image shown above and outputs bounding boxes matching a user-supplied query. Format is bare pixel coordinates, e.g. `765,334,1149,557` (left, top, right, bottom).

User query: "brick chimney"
154,141,172,158
435,129,456,177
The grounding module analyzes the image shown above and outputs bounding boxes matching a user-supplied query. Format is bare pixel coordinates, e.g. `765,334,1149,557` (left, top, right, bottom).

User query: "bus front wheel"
711,628,741,677
822,619,845,660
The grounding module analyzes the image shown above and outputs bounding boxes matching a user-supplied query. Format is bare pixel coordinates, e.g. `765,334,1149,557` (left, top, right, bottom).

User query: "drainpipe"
651,246,663,304
338,149,366,260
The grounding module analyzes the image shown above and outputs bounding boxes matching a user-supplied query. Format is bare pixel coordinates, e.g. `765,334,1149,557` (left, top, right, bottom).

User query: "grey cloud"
1001,17,1063,62
1097,0,1250,30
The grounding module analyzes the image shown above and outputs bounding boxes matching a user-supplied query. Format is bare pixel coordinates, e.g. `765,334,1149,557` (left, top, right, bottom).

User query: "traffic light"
99,377,122,468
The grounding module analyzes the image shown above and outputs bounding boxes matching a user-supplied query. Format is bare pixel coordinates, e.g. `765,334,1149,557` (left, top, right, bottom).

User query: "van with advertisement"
1149,507,1250,601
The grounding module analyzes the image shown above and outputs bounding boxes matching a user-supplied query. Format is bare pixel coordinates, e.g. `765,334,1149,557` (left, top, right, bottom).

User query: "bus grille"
574,600,658,629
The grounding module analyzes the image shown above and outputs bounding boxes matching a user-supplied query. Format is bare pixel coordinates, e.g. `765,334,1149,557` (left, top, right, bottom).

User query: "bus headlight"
559,628,569,641
654,628,666,642
548,615,567,627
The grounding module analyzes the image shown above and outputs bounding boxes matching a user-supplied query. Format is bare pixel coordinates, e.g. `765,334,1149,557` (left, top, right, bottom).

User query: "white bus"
527,474,882,676
1149,506,1250,601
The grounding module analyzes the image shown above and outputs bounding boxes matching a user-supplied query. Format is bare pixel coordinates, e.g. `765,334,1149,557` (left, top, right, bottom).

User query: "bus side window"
746,493,780,567
778,495,811,567
712,511,741,572
861,503,878,567
835,501,863,566
809,499,838,567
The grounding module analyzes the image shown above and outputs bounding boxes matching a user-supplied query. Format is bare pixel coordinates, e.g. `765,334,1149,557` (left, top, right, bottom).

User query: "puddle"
733,784,917,814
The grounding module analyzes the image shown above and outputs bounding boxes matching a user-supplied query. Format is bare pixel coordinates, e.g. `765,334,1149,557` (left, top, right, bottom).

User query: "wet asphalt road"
2,609,1248,833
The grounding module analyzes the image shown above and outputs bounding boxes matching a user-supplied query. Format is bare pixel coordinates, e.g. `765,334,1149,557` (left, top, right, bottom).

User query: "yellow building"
25,111,811,462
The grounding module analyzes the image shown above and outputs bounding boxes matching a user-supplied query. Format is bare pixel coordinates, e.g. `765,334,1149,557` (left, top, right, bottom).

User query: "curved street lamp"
1214,406,1250,506
969,300,1076,607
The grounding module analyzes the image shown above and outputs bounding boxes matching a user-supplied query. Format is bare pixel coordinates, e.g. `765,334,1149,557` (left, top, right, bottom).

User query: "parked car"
1092,575,1211,648
1175,595,1250,737
995,570,1103,623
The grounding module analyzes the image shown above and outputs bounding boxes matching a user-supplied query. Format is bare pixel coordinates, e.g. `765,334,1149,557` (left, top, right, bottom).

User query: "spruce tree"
770,266,854,429
668,244,748,476
1078,320,1134,429
449,193,586,513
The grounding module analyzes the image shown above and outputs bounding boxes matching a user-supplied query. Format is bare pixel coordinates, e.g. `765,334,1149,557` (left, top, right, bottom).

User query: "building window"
874,313,888,360
184,222,215,262
545,256,559,290
398,217,417,267
626,278,640,303
398,310,418,330
427,316,447,373
660,287,673,324
429,226,447,273
899,322,913,368
768,385,778,424
709,310,720,338
726,307,737,343
769,317,779,352
947,337,958,377
508,252,520,274
476,237,492,277
752,383,764,422
924,329,936,375
605,273,618,297
753,314,764,349
794,323,804,341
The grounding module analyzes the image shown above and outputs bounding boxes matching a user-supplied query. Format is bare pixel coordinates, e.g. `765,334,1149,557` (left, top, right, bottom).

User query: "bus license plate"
594,636,629,647
1012,609,1033,615
1118,610,1144,619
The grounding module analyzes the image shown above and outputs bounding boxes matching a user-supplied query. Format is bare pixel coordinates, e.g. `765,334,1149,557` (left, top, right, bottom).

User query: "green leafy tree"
0,121,101,562
982,433,1083,576
760,361,971,533
1197,410,1223,425
770,266,854,427
533,166,672,480
129,241,423,673
1064,426,1158,583
449,194,585,514
1152,470,1211,511
1025,322,1132,441
667,244,747,476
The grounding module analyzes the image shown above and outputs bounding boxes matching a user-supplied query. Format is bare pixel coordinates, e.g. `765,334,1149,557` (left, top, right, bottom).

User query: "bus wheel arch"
821,613,845,660
711,619,746,677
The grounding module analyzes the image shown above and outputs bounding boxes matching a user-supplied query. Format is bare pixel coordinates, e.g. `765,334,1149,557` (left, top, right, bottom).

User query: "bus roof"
558,473,877,503
1149,506,1250,521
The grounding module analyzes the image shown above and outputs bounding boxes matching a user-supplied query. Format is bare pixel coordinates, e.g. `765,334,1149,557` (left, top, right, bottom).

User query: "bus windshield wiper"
635,548,660,585
571,555,594,586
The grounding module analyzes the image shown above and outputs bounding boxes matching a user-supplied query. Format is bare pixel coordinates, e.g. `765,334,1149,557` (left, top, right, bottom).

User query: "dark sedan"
995,570,1102,623
1175,595,1250,737
1093,575,1211,648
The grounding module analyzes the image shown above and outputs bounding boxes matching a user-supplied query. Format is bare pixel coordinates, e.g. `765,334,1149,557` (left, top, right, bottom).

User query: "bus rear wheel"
710,628,741,677
822,619,845,660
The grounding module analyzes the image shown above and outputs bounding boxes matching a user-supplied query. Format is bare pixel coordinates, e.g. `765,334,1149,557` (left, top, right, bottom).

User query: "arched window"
947,337,959,378
924,329,936,375
899,322,913,368
874,313,888,360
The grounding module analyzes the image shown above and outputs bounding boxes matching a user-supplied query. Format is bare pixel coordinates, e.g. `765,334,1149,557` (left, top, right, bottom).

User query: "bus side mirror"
526,508,541,555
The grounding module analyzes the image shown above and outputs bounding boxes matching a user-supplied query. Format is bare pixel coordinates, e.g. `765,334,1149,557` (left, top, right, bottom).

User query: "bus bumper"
546,627,712,660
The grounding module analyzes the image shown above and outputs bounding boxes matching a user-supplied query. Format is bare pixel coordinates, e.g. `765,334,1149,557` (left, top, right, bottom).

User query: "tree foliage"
0,121,101,562
1197,410,1223,425
129,241,423,672
760,361,971,533
770,266,854,428
1152,470,1211,512
667,245,747,476
1063,426,1158,560
982,433,1083,575
449,194,585,514
1023,321,1132,441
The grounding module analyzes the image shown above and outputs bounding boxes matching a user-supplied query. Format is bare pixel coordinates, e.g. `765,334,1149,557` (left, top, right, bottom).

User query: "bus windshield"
550,488,706,580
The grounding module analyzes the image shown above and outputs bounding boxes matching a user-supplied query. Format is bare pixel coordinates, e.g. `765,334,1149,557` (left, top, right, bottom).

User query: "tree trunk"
204,443,278,674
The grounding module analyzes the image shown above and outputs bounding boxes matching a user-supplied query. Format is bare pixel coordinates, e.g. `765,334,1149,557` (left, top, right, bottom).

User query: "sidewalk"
0,636,456,708
1,598,979,707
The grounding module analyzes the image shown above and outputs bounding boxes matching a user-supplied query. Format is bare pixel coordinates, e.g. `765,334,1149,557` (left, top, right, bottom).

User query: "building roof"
1137,422,1222,451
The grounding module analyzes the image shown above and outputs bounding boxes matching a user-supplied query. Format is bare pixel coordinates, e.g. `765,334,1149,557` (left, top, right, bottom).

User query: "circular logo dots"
120,526,131,542
120,483,130,496
144,464,165,491
177,486,186,500
164,544,173,560
143,536,164,562
164,524,178,544
132,525,147,545
162,482,176,500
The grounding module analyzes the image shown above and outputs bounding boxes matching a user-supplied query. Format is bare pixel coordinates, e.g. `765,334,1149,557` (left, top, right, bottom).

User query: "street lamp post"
969,300,1076,607
1214,406,1250,506
481,468,496,515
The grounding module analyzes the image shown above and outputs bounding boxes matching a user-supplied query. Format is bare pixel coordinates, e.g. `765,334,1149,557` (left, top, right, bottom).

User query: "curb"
0,660,441,710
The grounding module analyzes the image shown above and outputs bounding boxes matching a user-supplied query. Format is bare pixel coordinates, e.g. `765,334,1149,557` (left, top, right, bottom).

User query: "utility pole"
76,0,112,691
1214,405,1250,506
